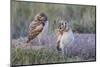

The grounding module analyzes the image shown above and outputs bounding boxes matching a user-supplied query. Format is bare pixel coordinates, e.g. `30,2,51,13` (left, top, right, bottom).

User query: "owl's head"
54,17,71,32
34,12,48,23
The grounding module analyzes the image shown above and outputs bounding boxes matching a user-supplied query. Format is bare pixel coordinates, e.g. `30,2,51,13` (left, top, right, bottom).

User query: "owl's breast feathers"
27,21,44,43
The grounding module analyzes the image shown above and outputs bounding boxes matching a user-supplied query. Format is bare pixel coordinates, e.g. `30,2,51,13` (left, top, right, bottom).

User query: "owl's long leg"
63,47,67,57
60,44,68,61
38,37,41,45
60,42,66,56
61,48,64,56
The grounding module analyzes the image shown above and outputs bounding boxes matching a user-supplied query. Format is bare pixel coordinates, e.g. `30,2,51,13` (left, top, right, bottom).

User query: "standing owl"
26,12,48,43
55,18,74,55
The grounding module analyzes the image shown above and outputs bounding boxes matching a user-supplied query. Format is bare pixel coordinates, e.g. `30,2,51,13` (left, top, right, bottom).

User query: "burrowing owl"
55,18,74,55
26,12,48,43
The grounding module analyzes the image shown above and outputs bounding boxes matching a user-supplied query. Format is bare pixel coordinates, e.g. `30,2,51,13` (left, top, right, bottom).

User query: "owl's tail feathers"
26,39,30,43
56,41,62,51
26,37,31,43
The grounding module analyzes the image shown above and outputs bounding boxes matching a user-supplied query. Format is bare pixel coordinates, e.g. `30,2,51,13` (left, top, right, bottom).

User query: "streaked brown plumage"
26,13,48,43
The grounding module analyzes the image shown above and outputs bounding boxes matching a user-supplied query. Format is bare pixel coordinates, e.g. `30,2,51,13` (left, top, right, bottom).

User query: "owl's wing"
27,21,43,43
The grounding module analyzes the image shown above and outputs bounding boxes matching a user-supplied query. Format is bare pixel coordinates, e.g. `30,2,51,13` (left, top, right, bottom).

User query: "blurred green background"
11,1,96,39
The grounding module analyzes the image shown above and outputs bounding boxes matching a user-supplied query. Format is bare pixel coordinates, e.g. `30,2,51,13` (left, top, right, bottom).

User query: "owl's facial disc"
38,12,48,22
58,20,70,32
34,12,48,22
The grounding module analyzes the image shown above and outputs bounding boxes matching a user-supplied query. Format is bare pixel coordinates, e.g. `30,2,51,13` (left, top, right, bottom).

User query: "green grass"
11,48,83,65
